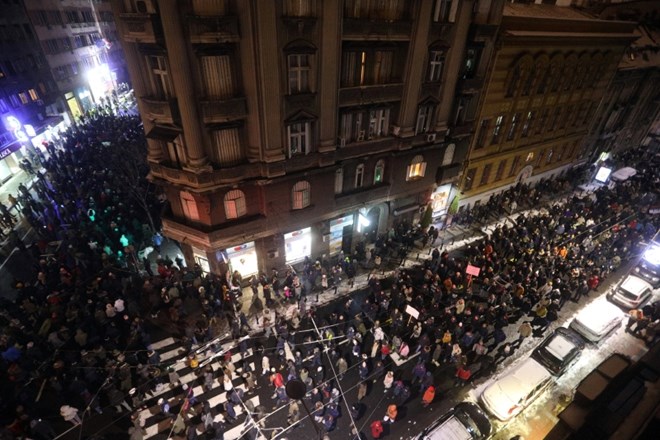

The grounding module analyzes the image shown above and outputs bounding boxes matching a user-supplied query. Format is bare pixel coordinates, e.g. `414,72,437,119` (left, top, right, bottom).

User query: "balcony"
141,97,177,125
436,163,461,184
118,13,156,43
338,83,403,107
200,97,247,124
451,120,475,138
457,76,485,94
342,19,412,41
187,15,240,44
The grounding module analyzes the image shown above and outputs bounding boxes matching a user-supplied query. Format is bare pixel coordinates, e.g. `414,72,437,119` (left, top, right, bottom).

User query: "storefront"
284,227,312,264
431,183,455,218
192,247,211,273
329,214,354,255
226,241,259,277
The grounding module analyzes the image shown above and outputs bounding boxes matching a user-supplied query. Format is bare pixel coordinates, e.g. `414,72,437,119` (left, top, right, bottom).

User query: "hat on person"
182,384,188,390
157,398,164,405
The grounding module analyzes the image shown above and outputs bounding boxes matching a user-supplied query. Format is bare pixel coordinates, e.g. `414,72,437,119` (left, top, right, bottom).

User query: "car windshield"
455,409,484,438
618,288,640,300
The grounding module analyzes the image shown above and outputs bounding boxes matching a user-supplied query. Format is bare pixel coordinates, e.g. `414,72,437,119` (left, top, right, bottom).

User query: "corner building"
111,0,489,276
458,1,637,209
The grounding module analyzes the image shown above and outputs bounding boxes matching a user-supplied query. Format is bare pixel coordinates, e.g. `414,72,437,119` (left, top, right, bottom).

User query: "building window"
345,0,405,20
342,49,394,87
536,109,548,134
536,68,550,94
368,108,390,139
494,159,507,181
463,47,479,79
536,149,545,167
28,89,39,101
550,107,562,131
374,159,385,184
442,144,455,166
288,54,311,94
476,119,489,149
507,113,520,141
200,55,235,99
491,115,504,144
479,164,492,187
506,66,521,97
18,92,29,105
560,106,572,129
415,103,436,134
287,121,310,157
292,181,311,210
428,50,445,82
355,164,365,188
464,167,476,191
432,0,455,22
545,149,554,164
521,67,535,96
508,156,521,177
148,55,173,98
521,111,534,138
406,155,426,181
285,0,313,17
224,190,247,219
335,167,343,194
180,191,200,222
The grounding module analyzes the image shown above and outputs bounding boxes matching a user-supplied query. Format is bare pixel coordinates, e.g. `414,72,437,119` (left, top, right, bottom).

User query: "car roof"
483,358,550,405
619,275,651,296
424,415,473,440
544,331,579,361
574,301,624,331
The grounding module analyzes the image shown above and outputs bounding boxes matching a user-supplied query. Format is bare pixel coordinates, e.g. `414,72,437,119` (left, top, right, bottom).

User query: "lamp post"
285,379,324,439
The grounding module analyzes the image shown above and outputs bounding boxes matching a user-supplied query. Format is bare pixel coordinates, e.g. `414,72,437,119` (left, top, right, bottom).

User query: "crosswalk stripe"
150,337,176,350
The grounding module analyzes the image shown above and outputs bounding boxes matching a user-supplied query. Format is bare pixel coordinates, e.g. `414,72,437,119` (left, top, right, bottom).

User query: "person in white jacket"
60,405,81,425
383,371,394,393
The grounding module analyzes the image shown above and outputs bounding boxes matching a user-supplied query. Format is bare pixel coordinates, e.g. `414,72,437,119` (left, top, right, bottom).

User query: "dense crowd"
0,101,658,440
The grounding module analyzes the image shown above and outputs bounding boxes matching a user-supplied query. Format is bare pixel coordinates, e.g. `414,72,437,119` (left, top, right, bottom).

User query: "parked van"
608,275,653,309
480,358,552,421
569,300,624,342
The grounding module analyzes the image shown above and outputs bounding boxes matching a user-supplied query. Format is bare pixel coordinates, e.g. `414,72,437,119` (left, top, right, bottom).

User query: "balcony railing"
141,97,176,125
187,15,240,44
338,83,403,106
342,18,412,40
199,97,247,124
118,13,156,43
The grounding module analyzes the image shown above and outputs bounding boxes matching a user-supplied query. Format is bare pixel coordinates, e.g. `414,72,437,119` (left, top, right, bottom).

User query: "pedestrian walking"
357,381,368,401
60,405,81,426
383,403,397,424
422,385,435,407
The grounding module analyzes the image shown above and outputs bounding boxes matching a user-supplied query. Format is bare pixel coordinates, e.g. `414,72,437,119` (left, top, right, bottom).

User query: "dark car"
416,402,491,440
532,327,585,376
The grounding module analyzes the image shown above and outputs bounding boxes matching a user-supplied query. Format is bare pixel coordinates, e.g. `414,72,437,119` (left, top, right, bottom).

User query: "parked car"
570,300,624,343
415,402,491,440
480,358,552,421
531,327,585,376
607,274,653,310
633,254,660,288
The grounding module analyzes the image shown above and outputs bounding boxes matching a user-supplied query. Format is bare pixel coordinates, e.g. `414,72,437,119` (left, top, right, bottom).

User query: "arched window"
374,160,385,184
224,189,246,219
506,65,521,98
334,167,344,194
355,164,365,188
292,181,311,210
180,191,200,221
442,143,455,166
406,155,426,180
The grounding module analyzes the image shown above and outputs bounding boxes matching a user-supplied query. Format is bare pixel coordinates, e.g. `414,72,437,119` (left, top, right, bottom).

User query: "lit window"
18,92,29,105
28,89,39,101
287,121,311,157
355,164,364,188
374,160,385,184
180,191,200,221
224,190,247,219
406,155,426,181
292,181,311,210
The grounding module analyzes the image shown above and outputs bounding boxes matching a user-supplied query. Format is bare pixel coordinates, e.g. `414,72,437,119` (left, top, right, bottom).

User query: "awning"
393,204,420,216
146,125,181,142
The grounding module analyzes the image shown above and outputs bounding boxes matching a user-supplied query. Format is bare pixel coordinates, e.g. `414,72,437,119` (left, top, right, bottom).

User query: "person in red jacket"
455,365,472,387
370,419,384,439
587,273,600,292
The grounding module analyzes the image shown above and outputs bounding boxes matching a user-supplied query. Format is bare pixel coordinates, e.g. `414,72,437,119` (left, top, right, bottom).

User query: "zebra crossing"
138,336,262,439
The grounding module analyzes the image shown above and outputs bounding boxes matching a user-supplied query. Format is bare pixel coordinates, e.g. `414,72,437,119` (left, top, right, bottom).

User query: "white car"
480,358,552,421
569,300,624,342
608,275,653,310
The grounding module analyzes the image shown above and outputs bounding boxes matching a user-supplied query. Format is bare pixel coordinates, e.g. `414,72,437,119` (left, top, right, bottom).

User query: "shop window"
287,121,310,157
180,191,200,221
224,189,247,219
355,164,364,188
335,167,344,194
406,155,426,181
416,103,436,134
463,168,476,191
428,49,445,82
442,144,455,166
374,160,385,184
292,181,311,210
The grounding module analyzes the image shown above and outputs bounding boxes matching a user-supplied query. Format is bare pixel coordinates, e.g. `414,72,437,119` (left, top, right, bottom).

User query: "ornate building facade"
458,1,637,209
111,0,500,275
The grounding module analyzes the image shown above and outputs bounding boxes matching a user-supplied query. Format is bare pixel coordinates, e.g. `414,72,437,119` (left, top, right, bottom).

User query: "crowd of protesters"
0,95,658,440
